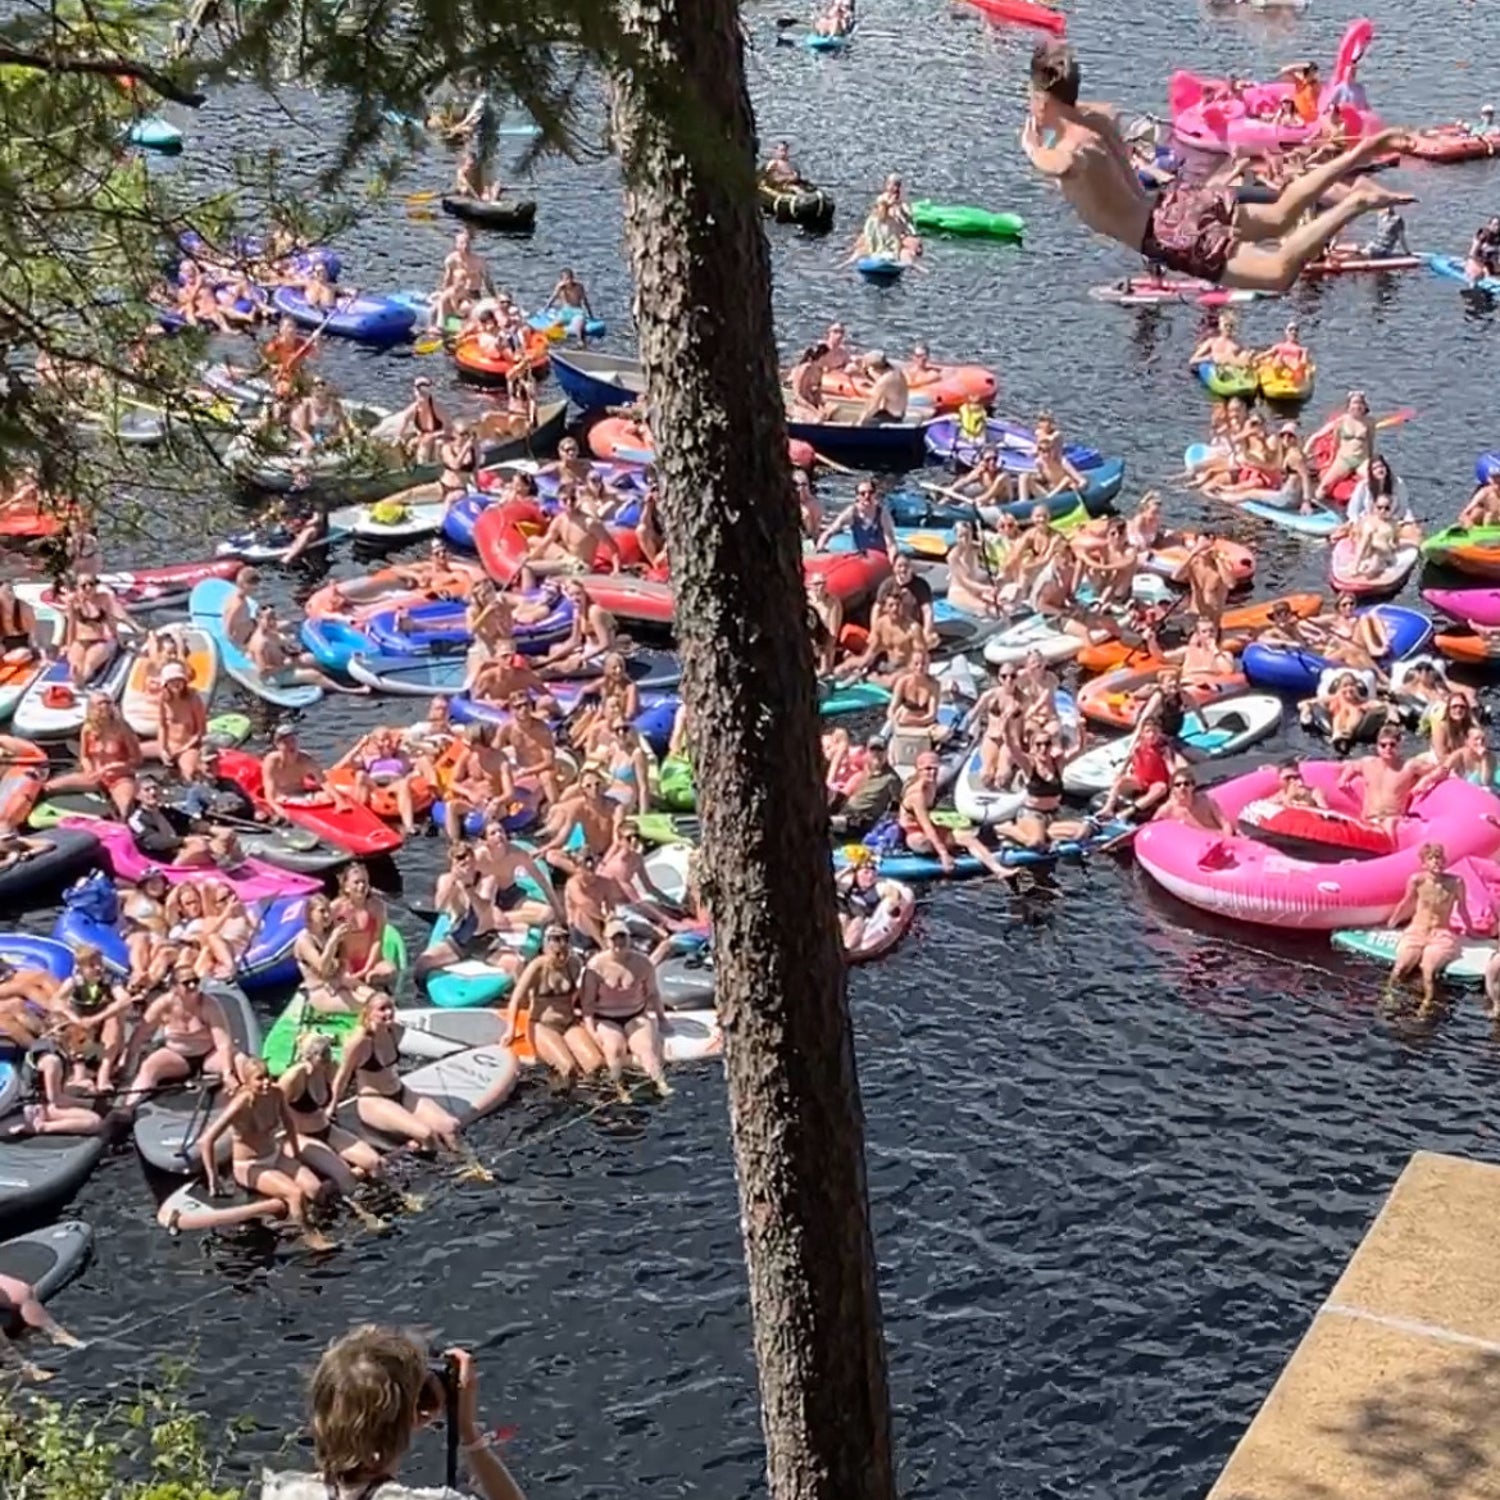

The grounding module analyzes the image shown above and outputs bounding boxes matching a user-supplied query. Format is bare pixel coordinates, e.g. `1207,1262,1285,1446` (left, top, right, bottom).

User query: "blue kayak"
1241,605,1435,694
1424,252,1500,296
430,789,544,841
441,491,490,550
271,285,416,344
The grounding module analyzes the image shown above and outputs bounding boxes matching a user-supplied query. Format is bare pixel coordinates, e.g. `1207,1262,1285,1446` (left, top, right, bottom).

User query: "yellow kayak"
1256,356,1316,403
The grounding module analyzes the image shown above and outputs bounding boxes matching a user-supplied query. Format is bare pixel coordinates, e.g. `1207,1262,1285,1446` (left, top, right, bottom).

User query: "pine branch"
0,44,206,107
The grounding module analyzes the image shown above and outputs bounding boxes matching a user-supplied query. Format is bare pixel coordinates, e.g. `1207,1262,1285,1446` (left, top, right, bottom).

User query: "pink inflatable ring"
1133,760,1500,930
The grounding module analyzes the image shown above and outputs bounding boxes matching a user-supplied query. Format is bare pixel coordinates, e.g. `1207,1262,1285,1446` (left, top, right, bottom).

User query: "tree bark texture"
611,5,896,1499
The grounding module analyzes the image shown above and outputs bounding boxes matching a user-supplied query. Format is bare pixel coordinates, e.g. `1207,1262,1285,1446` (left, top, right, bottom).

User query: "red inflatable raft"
474,499,644,585
1403,127,1500,163
1236,798,1395,860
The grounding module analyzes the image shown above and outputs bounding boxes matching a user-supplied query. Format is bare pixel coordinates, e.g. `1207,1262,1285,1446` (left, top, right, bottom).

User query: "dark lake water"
21,0,1500,1495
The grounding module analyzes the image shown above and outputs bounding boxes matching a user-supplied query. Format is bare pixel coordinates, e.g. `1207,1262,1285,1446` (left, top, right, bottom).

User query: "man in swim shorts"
1020,41,1412,292
1387,842,1478,1015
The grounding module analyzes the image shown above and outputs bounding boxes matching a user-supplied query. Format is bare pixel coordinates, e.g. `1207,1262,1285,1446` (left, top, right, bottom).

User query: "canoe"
124,116,183,152
964,0,1066,30
189,576,322,709
1328,539,1419,597
214,748,405,857
120,624,219,735
440,195,537,230
757,181,836,231
909,202,1024,242
549,349,648,410
784,410,931,466
1421,525,1500,579
270,285,416,344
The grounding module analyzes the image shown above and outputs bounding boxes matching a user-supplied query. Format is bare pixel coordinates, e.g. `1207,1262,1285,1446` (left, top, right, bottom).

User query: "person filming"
262,1325,525,1500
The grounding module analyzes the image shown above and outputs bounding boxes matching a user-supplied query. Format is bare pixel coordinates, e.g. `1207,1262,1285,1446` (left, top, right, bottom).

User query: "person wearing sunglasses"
1413,724,1496,798
1155,766,1231,833
832,583,922,688
1312,590,1390,679
1340,483,1402,581
1099,719,1175,823
1272,759,1328,810
580,918,670,1098
1428,690,1481,762
503,924,601,1089
898,751,1019,880
117,966,235,1110
816,480,897,561
1336,728,1426,834
1386,842,1481,1017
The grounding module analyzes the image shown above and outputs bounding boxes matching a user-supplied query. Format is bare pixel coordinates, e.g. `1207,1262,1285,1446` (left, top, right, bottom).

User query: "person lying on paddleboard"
1020,40,1411,291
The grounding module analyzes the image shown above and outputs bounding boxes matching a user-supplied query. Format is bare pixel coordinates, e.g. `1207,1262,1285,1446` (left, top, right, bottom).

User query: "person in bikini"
413,843,527,987
61,574,128,686
293,894,374,1015
45,694,142,817
1386,842,1480,1015
331,994,481,1152
279,1032,394,1214
199,1056,336,1250
1308,390,1376,503
117,966,235,1109
331,862,397,992
503,925,604,1089
387,375,447,465
580,917,670,1098
1021,41,1411,293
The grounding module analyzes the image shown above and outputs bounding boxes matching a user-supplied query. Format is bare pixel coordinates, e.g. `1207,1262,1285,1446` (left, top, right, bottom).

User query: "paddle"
1375,407,1417,431
811,448,857,475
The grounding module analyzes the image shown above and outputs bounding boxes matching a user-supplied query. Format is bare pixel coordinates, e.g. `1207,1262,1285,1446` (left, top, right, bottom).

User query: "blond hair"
309,1326,429,1481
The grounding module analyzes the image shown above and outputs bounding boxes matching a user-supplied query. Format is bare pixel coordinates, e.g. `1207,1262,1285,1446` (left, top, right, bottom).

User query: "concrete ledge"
1208,1150,1500,1500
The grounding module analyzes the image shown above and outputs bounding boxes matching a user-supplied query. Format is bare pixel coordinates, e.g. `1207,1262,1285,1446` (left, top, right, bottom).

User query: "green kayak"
911,201,1024,242
261,927,408,1076
1421,524,1500,569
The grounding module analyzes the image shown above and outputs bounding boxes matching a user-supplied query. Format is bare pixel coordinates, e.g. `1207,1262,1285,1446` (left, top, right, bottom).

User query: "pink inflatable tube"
1133,760,1500,930
1424,587,1500,628
61,817,321,900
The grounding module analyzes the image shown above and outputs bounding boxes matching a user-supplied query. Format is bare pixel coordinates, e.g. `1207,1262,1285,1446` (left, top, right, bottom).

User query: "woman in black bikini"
503,925,604,1088
991,731,1094,851
580,918,670,1097
61,575,124,685
330,994,465,1152
279,1032,389,1208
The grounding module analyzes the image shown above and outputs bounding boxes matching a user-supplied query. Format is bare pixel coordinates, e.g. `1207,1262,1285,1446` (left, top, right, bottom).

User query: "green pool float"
657,755,697,813
910,201,1024,242
260,927,407,1076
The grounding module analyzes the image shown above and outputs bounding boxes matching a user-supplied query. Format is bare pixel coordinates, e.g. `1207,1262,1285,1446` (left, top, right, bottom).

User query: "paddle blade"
412,334,446,356
1376,406,1417,430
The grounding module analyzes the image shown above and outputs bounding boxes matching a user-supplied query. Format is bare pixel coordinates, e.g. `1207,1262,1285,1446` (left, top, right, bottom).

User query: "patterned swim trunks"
1140,183,1240,284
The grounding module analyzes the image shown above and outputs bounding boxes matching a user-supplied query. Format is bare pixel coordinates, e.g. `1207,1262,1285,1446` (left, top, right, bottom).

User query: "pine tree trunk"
611,5,896,1498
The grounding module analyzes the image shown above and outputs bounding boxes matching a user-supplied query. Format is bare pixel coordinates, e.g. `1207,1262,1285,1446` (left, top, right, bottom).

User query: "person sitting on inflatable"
1021,40,1411,292
1189,310,1254,375
1273,758,1329,810
1385,841,1481,1016
1335,727,1425,834
1154,765,1230,833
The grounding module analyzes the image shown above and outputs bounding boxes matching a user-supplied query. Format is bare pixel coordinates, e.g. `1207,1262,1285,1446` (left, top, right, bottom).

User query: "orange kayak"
1435,632,1500,664
1075,592,1322,674
1078,666,1247,731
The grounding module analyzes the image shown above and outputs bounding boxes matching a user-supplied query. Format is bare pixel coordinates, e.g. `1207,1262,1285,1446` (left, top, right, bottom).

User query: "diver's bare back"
1032,105,1154,250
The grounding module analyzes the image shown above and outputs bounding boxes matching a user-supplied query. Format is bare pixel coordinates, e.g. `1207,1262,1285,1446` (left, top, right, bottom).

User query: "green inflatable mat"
657,755,696,813
261,926,408,1076
910,201,1024,242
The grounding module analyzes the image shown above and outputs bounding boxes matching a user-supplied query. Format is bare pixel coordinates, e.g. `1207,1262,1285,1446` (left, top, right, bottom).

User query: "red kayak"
965,0,1066,32
473,499,645,585
215,749,404,857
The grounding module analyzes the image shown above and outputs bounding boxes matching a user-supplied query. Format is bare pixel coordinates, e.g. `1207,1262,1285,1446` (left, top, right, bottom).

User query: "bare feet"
1353,181,1417,211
